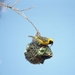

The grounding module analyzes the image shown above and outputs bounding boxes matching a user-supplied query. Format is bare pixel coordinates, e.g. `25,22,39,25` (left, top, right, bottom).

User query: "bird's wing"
37,36,48,42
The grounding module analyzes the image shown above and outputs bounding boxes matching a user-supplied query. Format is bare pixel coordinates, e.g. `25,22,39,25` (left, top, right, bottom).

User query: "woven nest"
24,41,53,64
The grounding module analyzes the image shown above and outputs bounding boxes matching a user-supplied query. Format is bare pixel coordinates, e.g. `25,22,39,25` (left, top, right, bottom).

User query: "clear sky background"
0,0,75,75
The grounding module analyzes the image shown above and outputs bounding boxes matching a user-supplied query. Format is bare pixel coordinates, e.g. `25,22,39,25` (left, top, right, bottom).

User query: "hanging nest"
24,41,53,64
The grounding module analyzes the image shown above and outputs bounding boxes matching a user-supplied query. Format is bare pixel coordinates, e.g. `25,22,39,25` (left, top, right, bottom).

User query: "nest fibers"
24,41,53,64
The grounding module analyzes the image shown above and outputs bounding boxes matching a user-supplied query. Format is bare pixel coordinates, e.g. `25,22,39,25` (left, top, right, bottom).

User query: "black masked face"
49,40,53,46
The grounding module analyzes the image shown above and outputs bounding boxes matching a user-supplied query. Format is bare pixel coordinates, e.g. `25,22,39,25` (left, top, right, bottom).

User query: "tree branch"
0,0,40,35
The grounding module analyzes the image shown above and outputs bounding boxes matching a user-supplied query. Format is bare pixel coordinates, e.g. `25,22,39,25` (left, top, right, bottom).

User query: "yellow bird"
28,35,53,46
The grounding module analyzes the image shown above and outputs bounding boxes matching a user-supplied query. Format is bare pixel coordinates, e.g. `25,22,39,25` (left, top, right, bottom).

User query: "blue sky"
0,0,75,75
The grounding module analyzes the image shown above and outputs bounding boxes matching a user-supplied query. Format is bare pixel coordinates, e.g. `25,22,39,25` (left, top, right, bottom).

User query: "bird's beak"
51,41,53,46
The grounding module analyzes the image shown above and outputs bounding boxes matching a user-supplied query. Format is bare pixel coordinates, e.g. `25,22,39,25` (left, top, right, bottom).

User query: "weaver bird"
28,35,53,46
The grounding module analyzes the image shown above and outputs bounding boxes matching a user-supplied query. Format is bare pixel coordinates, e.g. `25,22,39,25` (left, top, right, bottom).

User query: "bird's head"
48,38,54,46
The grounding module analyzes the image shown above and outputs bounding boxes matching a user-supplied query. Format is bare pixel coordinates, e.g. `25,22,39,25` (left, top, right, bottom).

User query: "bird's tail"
28,35,34,38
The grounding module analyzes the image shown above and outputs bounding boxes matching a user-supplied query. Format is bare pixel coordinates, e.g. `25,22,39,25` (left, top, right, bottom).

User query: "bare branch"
11,7,40,33
18,6,34,12
0,3,7,7
11,0,18,7
0,1,40,35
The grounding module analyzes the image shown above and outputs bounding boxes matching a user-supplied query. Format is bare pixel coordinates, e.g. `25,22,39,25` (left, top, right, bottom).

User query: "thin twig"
11,0,18,7
10,6,40,34
18,6,34,12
